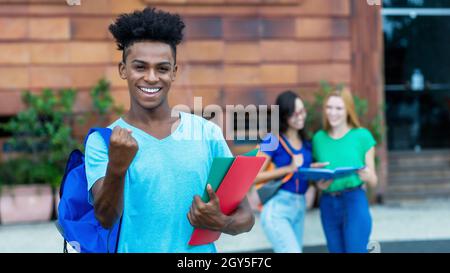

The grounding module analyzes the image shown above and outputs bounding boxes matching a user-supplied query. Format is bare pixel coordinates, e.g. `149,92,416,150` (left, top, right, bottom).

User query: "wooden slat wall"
0,0,386,192
0,0,356,114
350,1,387,197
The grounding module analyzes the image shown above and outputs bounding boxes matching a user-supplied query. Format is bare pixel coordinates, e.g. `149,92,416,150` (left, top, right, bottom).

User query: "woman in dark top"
254,91,314,253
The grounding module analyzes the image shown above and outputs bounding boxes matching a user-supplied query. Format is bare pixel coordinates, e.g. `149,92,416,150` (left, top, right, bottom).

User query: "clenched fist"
108,126,139,175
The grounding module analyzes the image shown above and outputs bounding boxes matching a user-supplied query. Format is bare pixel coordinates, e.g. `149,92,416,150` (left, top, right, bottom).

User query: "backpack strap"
278,136,295,183
59,128,113,199
83,127,122,253
256,134,296,185
83,128,113,148
279,135,294,157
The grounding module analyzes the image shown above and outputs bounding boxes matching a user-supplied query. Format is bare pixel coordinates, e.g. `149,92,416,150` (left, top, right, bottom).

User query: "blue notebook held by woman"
298,166,365,181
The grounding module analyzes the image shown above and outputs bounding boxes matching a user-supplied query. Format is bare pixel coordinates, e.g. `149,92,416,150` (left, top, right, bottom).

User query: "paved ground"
2,199,450,253
218,198,450,253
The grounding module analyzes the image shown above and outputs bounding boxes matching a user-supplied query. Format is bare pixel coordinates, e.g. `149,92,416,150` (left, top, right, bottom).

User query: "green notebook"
201,148,260,202
242,148,259,157
201,157,235,202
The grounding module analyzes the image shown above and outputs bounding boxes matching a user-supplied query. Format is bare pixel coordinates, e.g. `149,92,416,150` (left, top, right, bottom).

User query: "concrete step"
389,157,450,168
389,150,450,158
384,188,450,201
389,163,450,173
386,150,450,202
387,179,450,193
388,169,450,180
389,160,450,169
388,150,450,168
387,176,450,187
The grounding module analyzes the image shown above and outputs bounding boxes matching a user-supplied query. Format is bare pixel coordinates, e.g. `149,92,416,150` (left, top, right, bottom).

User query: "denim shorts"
260,190,307,253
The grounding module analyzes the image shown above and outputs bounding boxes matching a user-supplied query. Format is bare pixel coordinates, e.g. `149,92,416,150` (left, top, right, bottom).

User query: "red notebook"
188,155,266,246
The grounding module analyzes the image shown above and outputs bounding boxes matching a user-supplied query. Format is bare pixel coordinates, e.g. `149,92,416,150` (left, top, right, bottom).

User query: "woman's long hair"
276,90,308,141
322,87,361,131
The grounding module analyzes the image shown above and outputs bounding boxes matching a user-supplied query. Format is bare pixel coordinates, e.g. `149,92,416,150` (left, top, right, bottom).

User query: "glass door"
383,0,450,150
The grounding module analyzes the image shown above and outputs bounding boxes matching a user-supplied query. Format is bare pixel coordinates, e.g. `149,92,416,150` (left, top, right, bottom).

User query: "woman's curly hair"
109,7,185,63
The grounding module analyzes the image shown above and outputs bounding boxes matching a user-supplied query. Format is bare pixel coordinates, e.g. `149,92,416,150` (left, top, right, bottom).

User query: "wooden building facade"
0,0,386,196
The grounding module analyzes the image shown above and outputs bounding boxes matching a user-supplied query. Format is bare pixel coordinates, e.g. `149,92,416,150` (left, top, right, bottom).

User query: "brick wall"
0,3,383,158
0,0,386,194
0,0,357,114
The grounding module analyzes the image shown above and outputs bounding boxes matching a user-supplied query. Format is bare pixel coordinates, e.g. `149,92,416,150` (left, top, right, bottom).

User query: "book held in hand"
298,166,365,181
188,149,265,246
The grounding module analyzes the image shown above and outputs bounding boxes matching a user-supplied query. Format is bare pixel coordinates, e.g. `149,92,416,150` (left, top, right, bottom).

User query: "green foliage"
304,81,334,137
77,78,124,126
91,78,124,116
91,78,114,115
0,89,77,185
0,158,62,187
0,79,122,187
0,88,79,187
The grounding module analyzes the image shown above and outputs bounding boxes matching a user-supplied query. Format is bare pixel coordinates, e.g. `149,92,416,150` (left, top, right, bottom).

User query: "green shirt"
312,128,376,193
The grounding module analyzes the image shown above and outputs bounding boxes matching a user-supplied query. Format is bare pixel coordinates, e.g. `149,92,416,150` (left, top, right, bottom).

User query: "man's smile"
138,86,162,94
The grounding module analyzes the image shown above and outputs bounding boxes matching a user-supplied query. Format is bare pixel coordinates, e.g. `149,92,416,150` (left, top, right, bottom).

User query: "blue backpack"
56,128,122,253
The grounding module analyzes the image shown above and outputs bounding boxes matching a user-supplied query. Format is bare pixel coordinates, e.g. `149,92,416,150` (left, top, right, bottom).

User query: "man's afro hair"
109,7,185,56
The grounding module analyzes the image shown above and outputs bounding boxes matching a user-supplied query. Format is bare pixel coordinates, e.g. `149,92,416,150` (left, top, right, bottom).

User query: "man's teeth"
140,87,161,93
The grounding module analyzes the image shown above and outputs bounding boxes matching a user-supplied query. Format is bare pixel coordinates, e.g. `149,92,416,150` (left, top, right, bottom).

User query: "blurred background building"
0,0,448,208
383,0,450,202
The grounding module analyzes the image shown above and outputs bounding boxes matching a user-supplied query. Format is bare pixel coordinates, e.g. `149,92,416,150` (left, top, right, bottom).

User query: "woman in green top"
312,88,378,253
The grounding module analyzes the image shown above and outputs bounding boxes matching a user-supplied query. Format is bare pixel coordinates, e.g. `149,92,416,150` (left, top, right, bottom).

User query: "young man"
85,7,254,253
